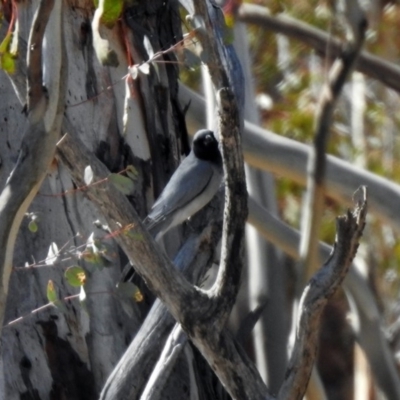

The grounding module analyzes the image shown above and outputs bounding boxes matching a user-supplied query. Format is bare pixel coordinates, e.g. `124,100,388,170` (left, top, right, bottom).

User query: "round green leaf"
28,220,38,233
65,266,87,287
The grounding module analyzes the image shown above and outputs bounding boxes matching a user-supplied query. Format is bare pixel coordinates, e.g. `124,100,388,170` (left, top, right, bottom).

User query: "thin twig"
298,10,367,283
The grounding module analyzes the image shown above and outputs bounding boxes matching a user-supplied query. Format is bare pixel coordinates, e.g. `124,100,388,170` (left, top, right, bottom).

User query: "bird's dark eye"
204,134,212,144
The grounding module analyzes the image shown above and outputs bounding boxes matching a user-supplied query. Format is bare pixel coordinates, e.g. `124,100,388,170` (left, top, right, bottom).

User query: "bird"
120,129,222,285
144,129,223,241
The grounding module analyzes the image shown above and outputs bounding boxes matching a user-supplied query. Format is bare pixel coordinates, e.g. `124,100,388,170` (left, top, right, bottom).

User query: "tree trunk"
0,1,192,398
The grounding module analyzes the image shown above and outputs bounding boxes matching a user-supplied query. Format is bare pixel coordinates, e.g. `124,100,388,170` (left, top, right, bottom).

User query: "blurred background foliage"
245,0,400,289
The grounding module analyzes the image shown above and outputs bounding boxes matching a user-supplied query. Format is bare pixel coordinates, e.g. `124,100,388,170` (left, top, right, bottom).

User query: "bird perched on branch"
145,129,223,241
121,129,222,285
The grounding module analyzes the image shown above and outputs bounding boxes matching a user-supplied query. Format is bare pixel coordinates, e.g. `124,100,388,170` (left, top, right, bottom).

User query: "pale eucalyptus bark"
0,0,61,330
0,1,189,398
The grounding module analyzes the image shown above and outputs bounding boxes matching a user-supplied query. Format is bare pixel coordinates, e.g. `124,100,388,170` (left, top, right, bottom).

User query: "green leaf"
109,173,135,195
0,31,16,73
65,266,87,287
28,220,38,233
116,282,143,302
99,0,124,29
47,280,58,303
0,31,11,54
1,51,15,73
46,281,67,312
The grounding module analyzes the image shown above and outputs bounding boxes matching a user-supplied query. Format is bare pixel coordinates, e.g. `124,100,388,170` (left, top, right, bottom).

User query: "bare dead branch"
278,187,367,400
237,3,400,93
191,0,244,108
140,323,186,400
58,125,270,400
209,88,247,328
248,194,400,399
100,225,222,400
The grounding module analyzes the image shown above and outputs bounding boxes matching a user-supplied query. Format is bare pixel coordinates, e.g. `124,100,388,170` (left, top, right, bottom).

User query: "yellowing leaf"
47,280,58,303
116,282,143,302
65,266,87,287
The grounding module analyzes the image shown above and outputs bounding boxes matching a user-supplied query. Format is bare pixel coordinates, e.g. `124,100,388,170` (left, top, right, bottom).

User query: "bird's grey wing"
145,155,214,228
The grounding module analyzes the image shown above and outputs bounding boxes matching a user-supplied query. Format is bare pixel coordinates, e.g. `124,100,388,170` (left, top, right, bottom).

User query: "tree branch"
57,121,268,399
237,3,400,93
299,7,366,282
209,88,247,329
140,323,186,400
100,223,222,400
278,187,367,400
248,195,400,399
